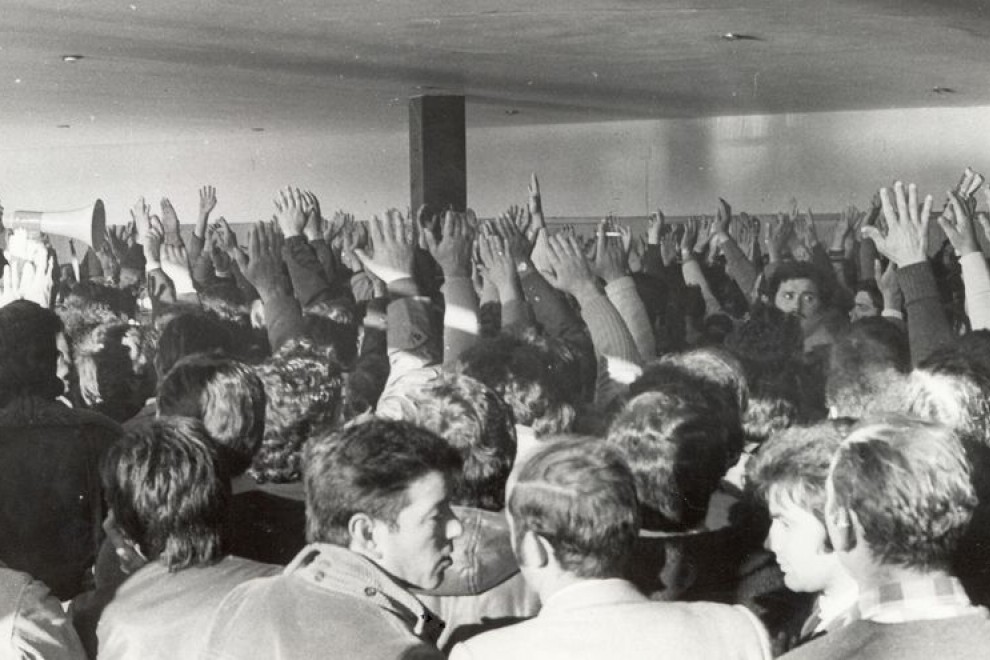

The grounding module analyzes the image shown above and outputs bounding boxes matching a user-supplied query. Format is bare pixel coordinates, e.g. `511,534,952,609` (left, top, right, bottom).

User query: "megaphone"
8,200,106,252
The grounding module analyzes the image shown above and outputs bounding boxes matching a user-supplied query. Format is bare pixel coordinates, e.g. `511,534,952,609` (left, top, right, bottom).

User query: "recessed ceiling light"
251,127,265,132
61,55,84,63
56,124,71,129
932,86,956,95
720,32,760,41
505,109,520,116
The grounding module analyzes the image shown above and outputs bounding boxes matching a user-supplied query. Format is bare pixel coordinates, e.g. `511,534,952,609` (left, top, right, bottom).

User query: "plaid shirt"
853,575,984,624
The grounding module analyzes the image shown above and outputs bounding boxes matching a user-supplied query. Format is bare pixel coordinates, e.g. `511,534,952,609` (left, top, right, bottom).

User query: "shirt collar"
541,578,646,615
854,575,981,624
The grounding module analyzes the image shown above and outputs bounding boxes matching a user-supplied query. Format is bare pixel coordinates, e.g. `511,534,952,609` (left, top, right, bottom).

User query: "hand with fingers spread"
353,209,416,284
647,209,665,246
543,231,600,299
213,217,239,256
233,222,290,300
492,214,533,270
301,191,325,242
767,213,794,263
273,187,307,238
197,185,217,238
160,197,183,246
477,231,519,297
592,220,629,283
861,181,932,268
693,216,715,254
938,190,982,257
425,211,473,278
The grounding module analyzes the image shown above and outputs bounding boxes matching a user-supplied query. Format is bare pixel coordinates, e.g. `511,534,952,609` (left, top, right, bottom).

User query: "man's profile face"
374,470,462,590
767,492,839,594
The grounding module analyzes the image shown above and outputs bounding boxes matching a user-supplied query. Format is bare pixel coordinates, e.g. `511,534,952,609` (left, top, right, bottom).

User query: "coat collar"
541,578,647,616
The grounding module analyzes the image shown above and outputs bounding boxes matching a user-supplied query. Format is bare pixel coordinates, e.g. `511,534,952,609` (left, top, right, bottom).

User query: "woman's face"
774,277,824,334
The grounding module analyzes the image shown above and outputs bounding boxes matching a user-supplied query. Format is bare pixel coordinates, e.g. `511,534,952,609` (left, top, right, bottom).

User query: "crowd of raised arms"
2,166,990,660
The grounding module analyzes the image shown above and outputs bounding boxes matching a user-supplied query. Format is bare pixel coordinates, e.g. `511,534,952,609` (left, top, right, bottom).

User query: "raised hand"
353,209,416,284
647,209,665,245
232,221,290,300
492,214,532,269
424,210,473,278
938,190,982,257
199,185,217,218
160,197,183,246
861,181,932,268
766,213,794,262
528,173,546,231
592,219,629,283
213,217,239,255
161,243,195,294
300,190,325,242
477,231,519,296
131,197,153,246
681,217,699,261
273,187,307,238
543,231,599,299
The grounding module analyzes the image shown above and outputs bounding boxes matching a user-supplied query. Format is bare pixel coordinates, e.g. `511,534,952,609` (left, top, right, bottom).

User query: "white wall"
3,104,990,236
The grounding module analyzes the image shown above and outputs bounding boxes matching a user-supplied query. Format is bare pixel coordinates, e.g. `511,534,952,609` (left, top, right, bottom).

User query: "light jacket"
0,563,85,660
202,544,444,660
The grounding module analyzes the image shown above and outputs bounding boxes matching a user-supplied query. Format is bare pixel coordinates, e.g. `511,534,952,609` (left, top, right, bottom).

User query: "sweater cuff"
895,262,938,303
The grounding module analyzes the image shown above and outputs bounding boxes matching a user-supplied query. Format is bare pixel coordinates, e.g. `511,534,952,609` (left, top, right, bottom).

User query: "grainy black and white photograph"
1,1,990,658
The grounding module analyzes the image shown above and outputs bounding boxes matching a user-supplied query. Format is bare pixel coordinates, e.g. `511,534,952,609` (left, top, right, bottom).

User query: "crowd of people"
1,167,990,659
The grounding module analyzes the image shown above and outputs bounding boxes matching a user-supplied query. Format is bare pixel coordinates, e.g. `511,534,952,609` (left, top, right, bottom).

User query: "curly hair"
249,339,344,483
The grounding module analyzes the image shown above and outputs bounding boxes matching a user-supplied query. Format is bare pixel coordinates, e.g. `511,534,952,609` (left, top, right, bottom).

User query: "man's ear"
516,530,550,569
347,513,381,558
827,506,858,553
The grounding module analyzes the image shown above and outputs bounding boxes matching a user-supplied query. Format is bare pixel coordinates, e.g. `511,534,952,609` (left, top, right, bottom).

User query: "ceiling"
2,0,990,144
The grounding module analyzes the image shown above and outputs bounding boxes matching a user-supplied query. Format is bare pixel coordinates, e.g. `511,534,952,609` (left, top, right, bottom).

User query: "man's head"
304,418,464,590
904,343,990,446
0,300,65,406
607,390,731,533
768,262,830,336
850,283,883,322
101,416,229,571
457,332,578,437
748,421,848,594
251,339,344,484
508,437,639,582
154,310,235,380
158,353,267,478
75,321,156,422
827,318,910,418
402,373,517,512
826,416,977,577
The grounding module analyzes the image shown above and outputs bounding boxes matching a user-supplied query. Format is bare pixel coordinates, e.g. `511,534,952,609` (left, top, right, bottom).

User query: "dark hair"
404,373,517,511
832,416,977,571
75,322,155,422
458,333,576,437
101,417,230,571
158,354,267,478
853,281,883,314
303,418,462,546
767,261,832,308
154,311,234,379
747,421,845,528
302,310,359,368
66,280,138,319
0,300,64,405
607,391,730,532
826,318,910,418
509,437,639,579
250,339,344,483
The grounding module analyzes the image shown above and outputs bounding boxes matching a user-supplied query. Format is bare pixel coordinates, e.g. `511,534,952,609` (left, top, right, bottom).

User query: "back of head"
607,391,730,532
827,318,910,418
101,416,229,571
75,321,156,423
251,338,344,484
458,333,576,437
154,311,235,379
905,342,990,445
158,353,267,478
830,415,977,572
304,418,462,545
509,437,639,579
0,300,64,406
403,373,517,511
